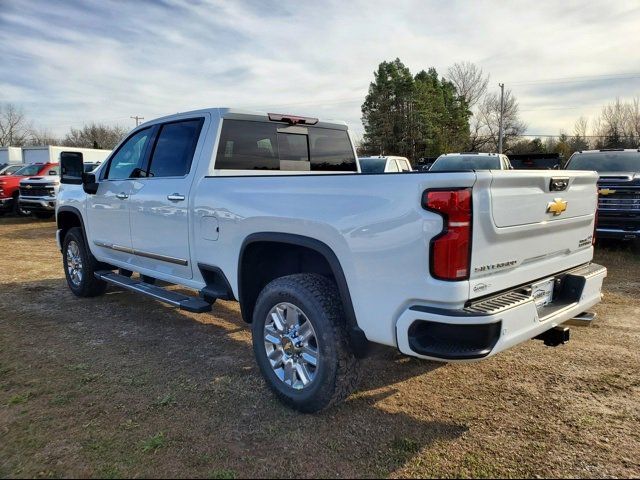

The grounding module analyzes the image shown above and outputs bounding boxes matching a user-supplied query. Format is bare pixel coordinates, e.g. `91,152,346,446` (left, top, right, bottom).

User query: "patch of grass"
119,419,140,431
141,432,166,453
66,363,89,372
80,373,102,385
50,393,73,406
8,392,30,405
98,465,122,479
152,393,176,408
208,469,236,479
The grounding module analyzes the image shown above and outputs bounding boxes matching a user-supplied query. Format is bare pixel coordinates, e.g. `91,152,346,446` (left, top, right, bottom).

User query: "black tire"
34,211,54,219
251,273,359,413
62,227,108,297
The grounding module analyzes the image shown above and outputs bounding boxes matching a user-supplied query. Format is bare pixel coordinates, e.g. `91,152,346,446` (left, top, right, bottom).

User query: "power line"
131,115,145,127
509,72,640,86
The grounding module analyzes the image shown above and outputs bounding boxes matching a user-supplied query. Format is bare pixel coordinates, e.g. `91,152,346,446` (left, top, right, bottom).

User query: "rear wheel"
251,273,359,413
62,227,107,297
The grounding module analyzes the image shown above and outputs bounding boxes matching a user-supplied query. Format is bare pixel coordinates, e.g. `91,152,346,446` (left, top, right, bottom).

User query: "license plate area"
531,278,555,309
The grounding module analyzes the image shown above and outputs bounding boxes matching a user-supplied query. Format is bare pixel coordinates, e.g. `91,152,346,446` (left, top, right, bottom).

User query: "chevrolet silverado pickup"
56,108,606,412
0,162,58,216
566,149,640,241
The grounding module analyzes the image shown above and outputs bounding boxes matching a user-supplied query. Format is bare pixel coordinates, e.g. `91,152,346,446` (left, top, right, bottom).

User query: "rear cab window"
214,119,357,173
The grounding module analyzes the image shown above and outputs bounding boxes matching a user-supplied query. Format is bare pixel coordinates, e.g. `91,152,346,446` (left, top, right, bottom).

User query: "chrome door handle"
116,192,129,200
167,193,185,202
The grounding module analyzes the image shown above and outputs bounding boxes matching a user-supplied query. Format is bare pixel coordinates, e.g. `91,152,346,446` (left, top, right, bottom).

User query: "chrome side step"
95,271,212,313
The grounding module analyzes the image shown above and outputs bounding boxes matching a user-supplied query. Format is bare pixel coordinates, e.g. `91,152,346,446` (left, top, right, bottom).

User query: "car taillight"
593,192,598,246
423,188,472,281
268,113,319,125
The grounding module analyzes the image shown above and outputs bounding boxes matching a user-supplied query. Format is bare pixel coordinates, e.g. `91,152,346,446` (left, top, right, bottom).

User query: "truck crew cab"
56,108,606,412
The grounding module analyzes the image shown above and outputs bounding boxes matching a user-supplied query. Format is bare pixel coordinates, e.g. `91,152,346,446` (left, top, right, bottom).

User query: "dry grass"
0,217,639,478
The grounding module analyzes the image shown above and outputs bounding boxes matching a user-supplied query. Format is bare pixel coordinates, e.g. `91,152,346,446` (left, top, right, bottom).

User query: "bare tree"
62,123,128,150
0,103,32,146
28,128,60,146
474,88,526,152
446,62,490,109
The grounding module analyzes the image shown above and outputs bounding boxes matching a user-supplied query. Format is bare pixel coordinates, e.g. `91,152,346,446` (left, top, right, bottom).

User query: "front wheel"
251,273,359,413
62,227,108,297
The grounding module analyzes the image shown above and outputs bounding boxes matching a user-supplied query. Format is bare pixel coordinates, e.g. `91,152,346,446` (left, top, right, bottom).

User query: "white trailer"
21,146,112,165
0,147,23,165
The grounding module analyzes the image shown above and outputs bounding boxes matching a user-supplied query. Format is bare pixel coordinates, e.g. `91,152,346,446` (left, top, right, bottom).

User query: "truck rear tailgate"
469,170,598,298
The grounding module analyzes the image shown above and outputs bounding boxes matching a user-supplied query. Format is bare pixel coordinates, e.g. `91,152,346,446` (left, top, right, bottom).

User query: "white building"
20,146,112,165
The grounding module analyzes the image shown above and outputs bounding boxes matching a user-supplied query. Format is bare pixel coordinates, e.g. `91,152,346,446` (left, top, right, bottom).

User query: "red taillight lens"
424,188,472,281
593,194,598,245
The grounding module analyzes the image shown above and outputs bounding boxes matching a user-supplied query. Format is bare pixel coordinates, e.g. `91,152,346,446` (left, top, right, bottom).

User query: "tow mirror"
60,152,84,184
60,151,99,194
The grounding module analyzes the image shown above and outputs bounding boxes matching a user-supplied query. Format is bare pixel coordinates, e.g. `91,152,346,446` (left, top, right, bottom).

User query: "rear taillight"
423,188,472,281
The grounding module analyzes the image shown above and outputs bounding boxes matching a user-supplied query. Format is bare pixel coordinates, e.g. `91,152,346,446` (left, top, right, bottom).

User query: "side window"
105,128,151,180
387,159,399,172
215,120,278,170
277,133,309,171
147,119,203,178
398,160,411,172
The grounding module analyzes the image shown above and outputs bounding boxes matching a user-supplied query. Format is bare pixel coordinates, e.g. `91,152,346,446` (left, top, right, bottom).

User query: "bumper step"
95,271,212,313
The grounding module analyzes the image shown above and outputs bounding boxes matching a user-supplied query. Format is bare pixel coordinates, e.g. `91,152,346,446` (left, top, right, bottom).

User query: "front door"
87,128,153,265
129,117,206,280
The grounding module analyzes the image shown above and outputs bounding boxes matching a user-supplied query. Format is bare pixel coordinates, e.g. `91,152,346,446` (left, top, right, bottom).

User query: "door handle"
167,193,185,202
116,192,129,200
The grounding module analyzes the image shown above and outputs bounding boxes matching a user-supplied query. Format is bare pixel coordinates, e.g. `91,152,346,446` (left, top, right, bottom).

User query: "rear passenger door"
128,117,206,280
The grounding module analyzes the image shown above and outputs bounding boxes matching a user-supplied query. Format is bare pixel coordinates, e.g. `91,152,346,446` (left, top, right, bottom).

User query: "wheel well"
57,209,83,242
239,241,334,323
238,234,370,358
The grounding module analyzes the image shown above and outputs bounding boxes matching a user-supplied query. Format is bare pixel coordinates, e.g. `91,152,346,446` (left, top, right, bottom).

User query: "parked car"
430,152,513,171
0,164,24,176
56,108,605,412
359,155,412,173
565,148,640,241
0,162,58,215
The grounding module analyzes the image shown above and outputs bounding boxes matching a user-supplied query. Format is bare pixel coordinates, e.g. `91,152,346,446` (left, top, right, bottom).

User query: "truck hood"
20,176,60,185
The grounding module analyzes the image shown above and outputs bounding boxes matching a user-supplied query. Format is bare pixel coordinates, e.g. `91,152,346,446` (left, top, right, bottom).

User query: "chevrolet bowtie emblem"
599,188,616,196
25,185,32,189
547,198,568,216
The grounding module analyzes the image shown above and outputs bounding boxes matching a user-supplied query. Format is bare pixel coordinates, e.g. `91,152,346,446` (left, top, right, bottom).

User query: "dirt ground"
0,217,638,479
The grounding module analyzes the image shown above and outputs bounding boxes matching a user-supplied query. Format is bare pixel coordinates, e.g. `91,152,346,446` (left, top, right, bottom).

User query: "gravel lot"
1,217,639,478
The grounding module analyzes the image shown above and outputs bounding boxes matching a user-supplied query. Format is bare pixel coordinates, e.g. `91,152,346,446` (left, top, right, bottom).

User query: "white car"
55,108,606,412
359,155,413,173
430,152,513,171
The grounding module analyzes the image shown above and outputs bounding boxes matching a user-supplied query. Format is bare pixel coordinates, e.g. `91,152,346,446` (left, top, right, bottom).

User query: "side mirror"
60,151,98,194
60,151,84,184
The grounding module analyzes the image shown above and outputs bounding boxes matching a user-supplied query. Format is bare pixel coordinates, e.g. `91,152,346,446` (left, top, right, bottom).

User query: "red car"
0,163,59,215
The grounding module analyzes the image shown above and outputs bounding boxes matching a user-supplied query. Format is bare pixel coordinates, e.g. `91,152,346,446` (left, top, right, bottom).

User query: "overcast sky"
1,0,639,140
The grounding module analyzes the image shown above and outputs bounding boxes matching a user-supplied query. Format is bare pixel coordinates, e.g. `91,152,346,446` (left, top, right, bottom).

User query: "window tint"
148,119,203,177
106,128,151,180
215,120,278,170
309,128,357,171
430,155,500,171
359,157,387,173
14,164,42,176
278,133,310,171
215,120,357,172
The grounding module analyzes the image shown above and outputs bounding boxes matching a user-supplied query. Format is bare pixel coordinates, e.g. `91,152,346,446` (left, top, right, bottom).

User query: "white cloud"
1,0,639,139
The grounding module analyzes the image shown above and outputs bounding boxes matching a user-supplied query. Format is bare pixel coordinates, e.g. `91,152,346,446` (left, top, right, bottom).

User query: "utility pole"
131,115,144,127
498,83,505,154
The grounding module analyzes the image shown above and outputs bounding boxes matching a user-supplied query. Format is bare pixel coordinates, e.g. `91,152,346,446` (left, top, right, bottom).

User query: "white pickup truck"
56,108,606,412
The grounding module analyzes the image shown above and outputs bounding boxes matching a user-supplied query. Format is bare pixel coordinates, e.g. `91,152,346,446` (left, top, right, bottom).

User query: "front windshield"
430,155,501,171
14,164,43,176
566,151,640,172
359,158,387,173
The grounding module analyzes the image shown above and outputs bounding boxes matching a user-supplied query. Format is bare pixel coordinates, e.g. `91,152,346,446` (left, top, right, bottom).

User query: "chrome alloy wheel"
264,302,319,390
66,240,84,287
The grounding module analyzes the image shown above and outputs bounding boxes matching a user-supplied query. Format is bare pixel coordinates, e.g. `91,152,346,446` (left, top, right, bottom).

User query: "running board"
95,271,212,313
565,311,597,327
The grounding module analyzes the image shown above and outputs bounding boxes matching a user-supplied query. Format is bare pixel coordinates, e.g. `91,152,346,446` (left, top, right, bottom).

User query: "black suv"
565,149,640,240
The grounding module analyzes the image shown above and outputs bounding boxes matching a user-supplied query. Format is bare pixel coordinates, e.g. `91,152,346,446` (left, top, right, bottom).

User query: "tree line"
0,103,128,150
361,58,638,161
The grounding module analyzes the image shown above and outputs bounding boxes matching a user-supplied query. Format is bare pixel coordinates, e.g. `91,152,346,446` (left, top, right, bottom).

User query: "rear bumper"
396,263,607,361
597,212,640,239
19,197,57,212
597,227,640,240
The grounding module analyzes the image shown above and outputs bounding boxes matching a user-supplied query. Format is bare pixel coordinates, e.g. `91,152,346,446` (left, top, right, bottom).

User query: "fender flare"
238,232,369,357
